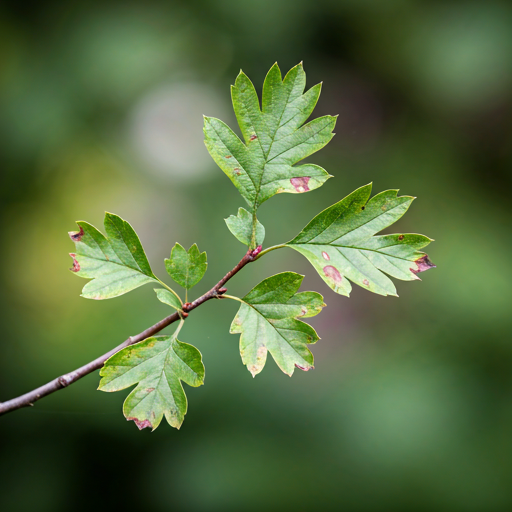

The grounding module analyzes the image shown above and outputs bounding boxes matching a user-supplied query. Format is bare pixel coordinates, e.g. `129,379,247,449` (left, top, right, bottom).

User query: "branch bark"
0,246,262,417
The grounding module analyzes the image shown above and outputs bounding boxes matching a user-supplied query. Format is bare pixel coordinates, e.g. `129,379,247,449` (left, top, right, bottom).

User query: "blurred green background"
1,1,511,510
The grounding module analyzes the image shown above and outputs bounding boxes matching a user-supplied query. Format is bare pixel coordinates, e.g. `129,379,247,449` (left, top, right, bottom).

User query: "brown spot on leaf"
398,235,404,241
68,226,84,242
323,265,342,283
363,279,369,286
300,306,307,316
69,253,80,272
146,388,155,393
361,206,365,211
234,168,241,175
411,254,436,274
381,205,387,211
249,134,257,141
127,417,152,430
322,251,330,261
290,177,310,193
295,364,314,371
256,346,266,360
225,155,232,159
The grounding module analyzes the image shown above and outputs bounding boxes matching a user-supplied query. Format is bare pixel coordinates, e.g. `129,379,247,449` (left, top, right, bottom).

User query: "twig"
0,245,262,417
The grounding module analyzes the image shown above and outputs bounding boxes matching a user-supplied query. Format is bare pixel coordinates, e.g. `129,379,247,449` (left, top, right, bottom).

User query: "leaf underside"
69,213,158,300
204,62,336,212
165,243,207,290
99,334,204,430
230,272,325,377
287,183,436,297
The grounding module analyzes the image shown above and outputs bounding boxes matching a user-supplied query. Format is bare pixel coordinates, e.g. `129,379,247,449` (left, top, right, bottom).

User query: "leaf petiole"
220,294,245,304
250,211,258,250
253,244,287,260
175,317,186,335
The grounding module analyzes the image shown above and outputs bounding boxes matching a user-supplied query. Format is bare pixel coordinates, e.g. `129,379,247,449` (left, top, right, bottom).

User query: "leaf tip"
295,364,314,372
127,417,153,430
68,225,84,242
411,254,436,275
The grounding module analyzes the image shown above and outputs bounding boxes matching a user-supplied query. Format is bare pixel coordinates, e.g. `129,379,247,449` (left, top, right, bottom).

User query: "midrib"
251,79,297,209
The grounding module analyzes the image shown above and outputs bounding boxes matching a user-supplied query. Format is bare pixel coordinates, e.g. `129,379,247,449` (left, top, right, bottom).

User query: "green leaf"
229,272,325,377
204,62,336,212
165,243,207,290
99,332,205,430
225,207,265,246
69,212,160,300
154,289,182,311
287,184,436,297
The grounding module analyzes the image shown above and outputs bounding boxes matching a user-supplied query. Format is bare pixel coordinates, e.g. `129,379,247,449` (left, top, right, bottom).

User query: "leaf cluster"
69,63,435,430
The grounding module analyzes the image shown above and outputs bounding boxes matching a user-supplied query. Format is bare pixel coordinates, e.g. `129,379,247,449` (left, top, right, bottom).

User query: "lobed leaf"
165,243,207,290
225,207,265,247
69,212,160,300
204,63,336,212
230,272,325,377
287,184,436,297
99,332,204,430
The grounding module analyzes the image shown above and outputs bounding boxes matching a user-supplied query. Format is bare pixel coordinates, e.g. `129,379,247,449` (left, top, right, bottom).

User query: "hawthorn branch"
0,245,262,417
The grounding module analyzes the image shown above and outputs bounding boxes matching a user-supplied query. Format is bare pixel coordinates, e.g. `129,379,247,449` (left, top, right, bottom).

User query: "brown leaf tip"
295,364,314,371
411,255,436,274
69,253,80,272
68,226,84,242
127,417,152,430
290,176,310,193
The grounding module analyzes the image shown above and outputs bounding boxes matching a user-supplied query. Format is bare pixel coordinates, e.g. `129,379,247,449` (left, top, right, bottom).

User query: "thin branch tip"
0,248,259,417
